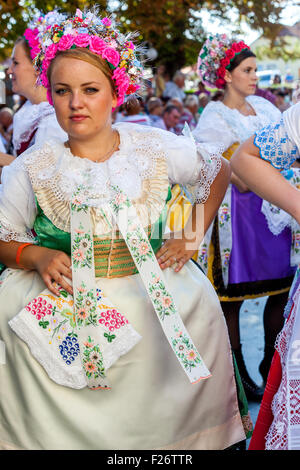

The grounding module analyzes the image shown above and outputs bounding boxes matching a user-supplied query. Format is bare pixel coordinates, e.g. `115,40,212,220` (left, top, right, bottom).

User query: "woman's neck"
67,125,119,163
223,87,249,111
26,85,48,105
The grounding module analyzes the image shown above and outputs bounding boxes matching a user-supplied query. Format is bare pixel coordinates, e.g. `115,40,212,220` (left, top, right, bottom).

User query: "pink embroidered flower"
84,340,93,348
73,249,85,262
77,308,88,319
89,35,106,54
74,34,91,48
57,34,75,51
138,242,149,256
85,361,96,372
162,296,172,308
186,349,197,361
102,46,120,67
102,17,112,27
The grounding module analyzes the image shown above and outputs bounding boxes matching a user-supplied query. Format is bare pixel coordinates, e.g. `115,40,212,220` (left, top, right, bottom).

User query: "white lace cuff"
0,207,36,243
188,142,222,204
254,118,300,170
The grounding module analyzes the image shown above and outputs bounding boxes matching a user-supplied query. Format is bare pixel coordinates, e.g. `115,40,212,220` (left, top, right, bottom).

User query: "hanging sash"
9,183,211,389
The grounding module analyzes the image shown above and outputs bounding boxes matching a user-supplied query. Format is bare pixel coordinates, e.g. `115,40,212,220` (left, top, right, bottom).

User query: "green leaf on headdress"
71,44,77,49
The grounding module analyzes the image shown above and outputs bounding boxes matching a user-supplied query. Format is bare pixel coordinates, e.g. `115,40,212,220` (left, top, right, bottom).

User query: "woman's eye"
55,88,68,95
85,87,98,94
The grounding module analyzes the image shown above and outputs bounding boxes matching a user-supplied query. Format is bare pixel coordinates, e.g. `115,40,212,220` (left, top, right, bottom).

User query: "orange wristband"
16,243,32,268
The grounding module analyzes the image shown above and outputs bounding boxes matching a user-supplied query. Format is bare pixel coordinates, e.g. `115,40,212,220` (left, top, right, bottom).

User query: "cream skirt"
0,261,245,450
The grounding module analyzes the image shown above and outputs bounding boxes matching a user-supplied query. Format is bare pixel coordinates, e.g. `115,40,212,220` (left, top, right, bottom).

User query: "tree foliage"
0,0,291,73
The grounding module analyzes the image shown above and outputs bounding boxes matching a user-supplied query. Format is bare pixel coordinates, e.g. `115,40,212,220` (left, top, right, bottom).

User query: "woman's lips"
70,115,88,121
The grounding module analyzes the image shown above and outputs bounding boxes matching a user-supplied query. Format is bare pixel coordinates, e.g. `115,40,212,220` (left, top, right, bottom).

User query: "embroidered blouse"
0,122,221,248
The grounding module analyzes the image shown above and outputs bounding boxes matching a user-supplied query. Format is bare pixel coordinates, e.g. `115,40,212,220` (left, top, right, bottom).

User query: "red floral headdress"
197,34,250,89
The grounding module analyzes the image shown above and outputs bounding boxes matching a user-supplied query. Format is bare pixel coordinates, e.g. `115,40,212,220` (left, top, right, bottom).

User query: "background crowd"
0,63,299,153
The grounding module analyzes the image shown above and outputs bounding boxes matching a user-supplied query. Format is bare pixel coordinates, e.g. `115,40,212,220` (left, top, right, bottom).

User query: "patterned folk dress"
0,123,246,450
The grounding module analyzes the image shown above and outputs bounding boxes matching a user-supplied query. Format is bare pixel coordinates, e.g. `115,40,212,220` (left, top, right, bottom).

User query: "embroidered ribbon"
105,184,211,383
70,186,141,389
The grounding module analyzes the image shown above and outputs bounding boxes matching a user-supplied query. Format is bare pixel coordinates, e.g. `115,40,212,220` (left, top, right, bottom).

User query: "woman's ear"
112,92,118,110
224,69,232,85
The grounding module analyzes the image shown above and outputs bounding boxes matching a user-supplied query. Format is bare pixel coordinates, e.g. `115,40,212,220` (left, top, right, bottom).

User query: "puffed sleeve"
161,125,222,203
0,157,37,243
254,103,300,170
192,102,236,151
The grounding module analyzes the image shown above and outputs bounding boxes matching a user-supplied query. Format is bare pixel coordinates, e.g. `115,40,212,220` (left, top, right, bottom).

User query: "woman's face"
50,56,117,141
8,41,37,97
225,57,258,97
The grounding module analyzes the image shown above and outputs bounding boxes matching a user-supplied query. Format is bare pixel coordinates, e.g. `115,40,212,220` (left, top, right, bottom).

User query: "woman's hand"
156,233,197,272
33,247,73,297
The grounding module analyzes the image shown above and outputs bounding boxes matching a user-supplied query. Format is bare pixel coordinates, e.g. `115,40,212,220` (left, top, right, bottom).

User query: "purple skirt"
229,185,295,285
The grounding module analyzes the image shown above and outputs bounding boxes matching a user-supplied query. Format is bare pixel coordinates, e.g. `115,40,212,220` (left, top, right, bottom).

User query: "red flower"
226,49,235,60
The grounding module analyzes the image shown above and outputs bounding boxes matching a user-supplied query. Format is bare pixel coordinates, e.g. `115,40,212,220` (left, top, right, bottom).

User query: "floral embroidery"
71,224,93,269
70,184,89,213
198,244,208,270
82,336,106,381
219,203,230,227
126,227,154,266
171,329,202,372
110,189,131,214
74,282,98,327
292,231,300,254
222,248,231,272
148,272,176,320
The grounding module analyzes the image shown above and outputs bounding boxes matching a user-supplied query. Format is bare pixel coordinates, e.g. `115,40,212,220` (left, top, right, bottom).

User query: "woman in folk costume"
0,8,246,450
232,101,300,450
191,34,297,401
0,11,67,169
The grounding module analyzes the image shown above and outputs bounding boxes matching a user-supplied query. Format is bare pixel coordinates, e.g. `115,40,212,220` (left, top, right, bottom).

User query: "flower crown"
34,8,143,107
23,11,67,61
197,34,250,89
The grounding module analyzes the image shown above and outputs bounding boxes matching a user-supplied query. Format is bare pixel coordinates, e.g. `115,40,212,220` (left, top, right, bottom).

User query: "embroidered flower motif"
172,330,202,372
149,272,176,320
82,336,106,381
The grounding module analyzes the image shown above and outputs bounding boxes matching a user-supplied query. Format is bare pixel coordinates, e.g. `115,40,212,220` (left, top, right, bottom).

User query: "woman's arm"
0,151,16,166
157,157,231,271
0,241,73,296
231,137,300,223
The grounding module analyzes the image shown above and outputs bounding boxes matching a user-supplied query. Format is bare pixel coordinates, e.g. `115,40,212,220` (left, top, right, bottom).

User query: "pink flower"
102,46,120,67
89,35,106,54
138,242,149,256
74,34,90,48
40,70,49,87
85,361,96,372
186,350,197,361
45,43,59,60
102,17,112,27
30,46,40,60
73,249,85,262
162,296,172,308
57,34,75,51
77,308,87,319
46,87,53,106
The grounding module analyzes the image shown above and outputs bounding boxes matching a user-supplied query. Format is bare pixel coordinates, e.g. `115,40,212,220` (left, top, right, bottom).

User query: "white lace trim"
192,142,222,203
0,208,36,243
12,100,54,153
261,200,292,236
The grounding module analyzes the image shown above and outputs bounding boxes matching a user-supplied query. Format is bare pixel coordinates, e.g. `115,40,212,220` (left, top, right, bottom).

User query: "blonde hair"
47,48,116,95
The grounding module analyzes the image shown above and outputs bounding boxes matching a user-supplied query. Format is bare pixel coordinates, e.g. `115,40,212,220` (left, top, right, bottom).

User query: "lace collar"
21,122,167,207
12,100,55,153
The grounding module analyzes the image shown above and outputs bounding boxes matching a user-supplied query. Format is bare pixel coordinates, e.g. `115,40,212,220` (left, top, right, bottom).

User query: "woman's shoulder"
247,94,280,117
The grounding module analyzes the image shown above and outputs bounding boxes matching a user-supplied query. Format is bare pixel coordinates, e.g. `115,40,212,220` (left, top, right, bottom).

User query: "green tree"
0,0,291,71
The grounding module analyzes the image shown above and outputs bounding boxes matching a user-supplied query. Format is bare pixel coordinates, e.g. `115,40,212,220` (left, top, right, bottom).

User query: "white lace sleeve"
0,158,37,243
33,113,67,148
164,126,222,203
192,102,236,151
